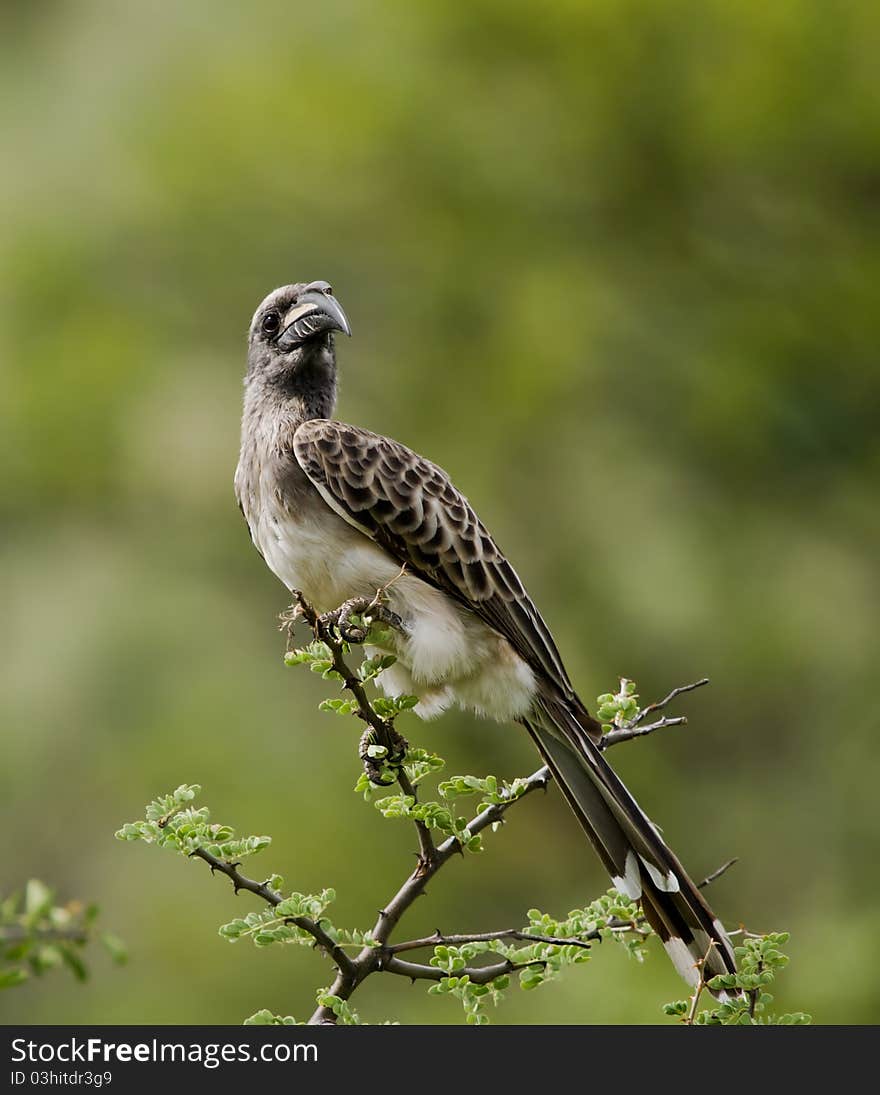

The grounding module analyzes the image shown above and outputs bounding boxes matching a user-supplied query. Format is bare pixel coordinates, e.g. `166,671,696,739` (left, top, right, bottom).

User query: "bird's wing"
292,418,576,697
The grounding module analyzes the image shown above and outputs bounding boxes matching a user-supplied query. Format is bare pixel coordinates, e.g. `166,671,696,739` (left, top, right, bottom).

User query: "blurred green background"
2,0,878,1025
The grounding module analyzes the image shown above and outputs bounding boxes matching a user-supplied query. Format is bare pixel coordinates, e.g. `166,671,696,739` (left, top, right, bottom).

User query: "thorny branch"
289,588,437,872
184,762,556,1021
189,847,356,979
389,853,739,960
634,678,710,724
387,928,592,955
309,763,554,1024
684,939,719,1025
189,594,725,1025
379,954,546,985
599,677,710,749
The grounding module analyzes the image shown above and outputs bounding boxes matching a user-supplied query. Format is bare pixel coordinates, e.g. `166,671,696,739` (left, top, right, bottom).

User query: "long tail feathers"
521,694,737,989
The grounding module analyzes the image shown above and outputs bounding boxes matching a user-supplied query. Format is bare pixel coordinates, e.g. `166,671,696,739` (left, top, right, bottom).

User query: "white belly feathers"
253,486,536,723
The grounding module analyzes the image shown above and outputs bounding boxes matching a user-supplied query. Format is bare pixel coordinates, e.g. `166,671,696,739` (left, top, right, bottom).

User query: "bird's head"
246,281,351,389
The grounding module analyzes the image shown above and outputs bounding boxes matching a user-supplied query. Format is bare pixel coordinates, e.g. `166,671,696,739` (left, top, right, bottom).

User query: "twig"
292,590,437,872
183,768,552,1025
190,735,732,1024
630,678,709,726
683,939,717,1025
600,714,688,749
292,592,401,758
371,767,551,948
308,765,552,1024
304,689,733,1024
697,858,738,890
600,677,709,750
388,928,591,955
189,847,356,979
380,954,546,985
217,593,727,1025
186,757,734,1025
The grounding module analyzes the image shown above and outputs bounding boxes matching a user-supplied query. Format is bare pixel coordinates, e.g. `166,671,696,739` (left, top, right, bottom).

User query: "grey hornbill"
234,280,737,989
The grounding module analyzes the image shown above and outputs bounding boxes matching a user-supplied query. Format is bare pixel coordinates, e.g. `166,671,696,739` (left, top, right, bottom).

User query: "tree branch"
631,678,709,725
183,746,555,1023
291,590,437,871
371,766,551,948
189,596,725,1025
189,847,357,980
683,940,717,1025
380,954,546,985
600,677,709,750
697,858,738,890
388,928,592,955
600,714,687,749
308,765,552,1023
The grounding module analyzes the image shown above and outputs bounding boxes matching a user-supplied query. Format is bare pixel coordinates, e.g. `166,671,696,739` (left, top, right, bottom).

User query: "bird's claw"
319,598,403,646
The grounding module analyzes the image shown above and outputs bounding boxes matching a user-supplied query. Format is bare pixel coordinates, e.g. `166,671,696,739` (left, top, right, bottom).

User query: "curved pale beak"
277,289,352,350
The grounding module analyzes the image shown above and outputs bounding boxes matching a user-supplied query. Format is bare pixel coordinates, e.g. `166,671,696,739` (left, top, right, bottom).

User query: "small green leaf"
243,1009,298,1026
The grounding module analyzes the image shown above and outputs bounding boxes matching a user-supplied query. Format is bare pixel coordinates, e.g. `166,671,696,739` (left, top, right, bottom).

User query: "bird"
234,280,737,990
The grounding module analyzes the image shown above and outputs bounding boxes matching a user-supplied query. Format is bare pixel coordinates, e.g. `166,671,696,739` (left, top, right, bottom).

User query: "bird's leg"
319,597,403,645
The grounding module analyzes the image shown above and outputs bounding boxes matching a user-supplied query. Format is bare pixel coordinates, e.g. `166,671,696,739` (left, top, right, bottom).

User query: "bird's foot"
320,598,403,645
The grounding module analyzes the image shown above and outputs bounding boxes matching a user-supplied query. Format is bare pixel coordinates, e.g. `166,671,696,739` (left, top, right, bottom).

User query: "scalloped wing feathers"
293,418,576,701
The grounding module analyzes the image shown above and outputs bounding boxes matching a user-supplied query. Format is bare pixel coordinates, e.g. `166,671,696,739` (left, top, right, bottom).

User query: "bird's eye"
261,311,280,336
323,286,333,295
